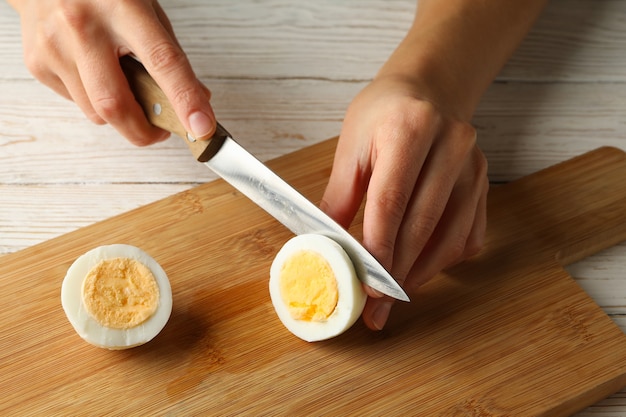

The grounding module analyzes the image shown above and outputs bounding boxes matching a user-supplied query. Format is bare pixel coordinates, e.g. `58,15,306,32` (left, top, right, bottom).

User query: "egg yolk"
279,250,338,322
81,257,159,329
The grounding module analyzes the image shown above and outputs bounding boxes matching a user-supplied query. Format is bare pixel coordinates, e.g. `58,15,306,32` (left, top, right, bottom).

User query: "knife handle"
120,55,227,162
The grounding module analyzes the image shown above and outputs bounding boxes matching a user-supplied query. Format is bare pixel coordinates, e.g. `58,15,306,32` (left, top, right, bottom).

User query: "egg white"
269,234,367,342
61,244,172,350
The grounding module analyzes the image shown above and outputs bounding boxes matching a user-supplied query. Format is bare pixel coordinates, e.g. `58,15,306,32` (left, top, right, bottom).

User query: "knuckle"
23,52,45,80
57,0,92,37
91,95,125,122
373,187,411,226
407,213,439,243
411,99,440,127
143,43,196,108
441,120,478,162
144,42,186,73
380,99,440,141
466,220,487,259
170,85,197,109
459,122,478,147
127,135,155,147
459,146,489,189
369,237,395,270
474,146,489,177
401,212,446,270
447,234,469,264
24,30,59,81
87,113,106,125
468,151,489,189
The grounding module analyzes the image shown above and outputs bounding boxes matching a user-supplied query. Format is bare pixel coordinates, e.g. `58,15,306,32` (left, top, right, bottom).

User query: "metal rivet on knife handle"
120,55,226,162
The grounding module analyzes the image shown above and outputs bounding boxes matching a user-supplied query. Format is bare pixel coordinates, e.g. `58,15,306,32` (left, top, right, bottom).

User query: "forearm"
379,0,548,121
6,0,21,10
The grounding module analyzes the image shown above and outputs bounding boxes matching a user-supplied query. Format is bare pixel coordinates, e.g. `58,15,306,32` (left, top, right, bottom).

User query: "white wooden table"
1,1,624,414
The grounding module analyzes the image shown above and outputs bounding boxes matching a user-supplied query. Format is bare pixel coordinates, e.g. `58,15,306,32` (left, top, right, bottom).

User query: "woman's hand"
8,0,216,145
321,75,488,330
321,0,547,331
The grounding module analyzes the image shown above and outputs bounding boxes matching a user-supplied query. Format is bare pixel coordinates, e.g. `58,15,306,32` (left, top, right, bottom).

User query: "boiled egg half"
61,244,172,349
269,234,367,342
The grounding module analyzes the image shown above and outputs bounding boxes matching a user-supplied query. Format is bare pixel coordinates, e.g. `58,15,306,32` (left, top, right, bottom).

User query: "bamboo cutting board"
2,140,626,416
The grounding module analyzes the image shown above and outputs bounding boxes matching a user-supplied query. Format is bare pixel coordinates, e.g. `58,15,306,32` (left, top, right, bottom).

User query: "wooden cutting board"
2,140,626,416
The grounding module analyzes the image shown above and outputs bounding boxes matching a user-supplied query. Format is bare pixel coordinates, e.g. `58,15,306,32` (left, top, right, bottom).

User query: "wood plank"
3,79,626,185
577,388,626,417
0,184,191,255
501,0,626,82
4,1,626,82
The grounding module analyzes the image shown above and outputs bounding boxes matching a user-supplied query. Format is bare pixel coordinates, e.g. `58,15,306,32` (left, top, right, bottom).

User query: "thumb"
143,50,216,141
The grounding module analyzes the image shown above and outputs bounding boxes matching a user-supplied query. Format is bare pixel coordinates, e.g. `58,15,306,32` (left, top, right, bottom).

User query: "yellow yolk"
81,257,159,329
279,250,338,322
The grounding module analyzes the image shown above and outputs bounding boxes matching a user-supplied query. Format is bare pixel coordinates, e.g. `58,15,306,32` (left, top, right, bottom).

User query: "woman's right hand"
8,0,216,145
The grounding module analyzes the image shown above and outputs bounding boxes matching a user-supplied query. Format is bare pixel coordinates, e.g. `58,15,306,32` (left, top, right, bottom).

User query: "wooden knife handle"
120,55,226,162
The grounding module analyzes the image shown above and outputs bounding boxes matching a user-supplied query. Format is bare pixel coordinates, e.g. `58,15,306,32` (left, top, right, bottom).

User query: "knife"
120,56,409,302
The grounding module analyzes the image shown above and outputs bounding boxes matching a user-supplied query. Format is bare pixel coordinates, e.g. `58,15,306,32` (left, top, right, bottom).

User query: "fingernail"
372,301,393,330
188,111,215,140
362,282,384,298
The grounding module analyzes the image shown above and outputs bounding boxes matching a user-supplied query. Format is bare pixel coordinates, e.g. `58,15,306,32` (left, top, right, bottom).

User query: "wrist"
375,27,494,122
375,0,547,122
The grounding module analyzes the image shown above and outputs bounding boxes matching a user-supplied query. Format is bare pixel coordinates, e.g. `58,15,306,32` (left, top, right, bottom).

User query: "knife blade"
120,56,409,302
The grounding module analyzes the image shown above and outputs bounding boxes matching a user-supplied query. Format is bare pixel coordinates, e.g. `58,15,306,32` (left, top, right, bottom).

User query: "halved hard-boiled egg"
269,234,367,342
61,244,172,349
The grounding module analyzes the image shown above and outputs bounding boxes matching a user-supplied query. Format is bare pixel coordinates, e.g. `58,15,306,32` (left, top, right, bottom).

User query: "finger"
361,122,476,331
319,135,370,229
362,154,484,331
23,37,100,120
391,122,477,280
362,296,395,331
365,147,486,331
48,2,169,144
57,62,106,125
404,148,488,291
358,116,438,331
361,111,436,272
444,147,489,264
34,69,73,102
465,173,489,258
115,3,216,141
71,38,169,145
45,67,106,125
153,1,178,45
453,160,489,264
